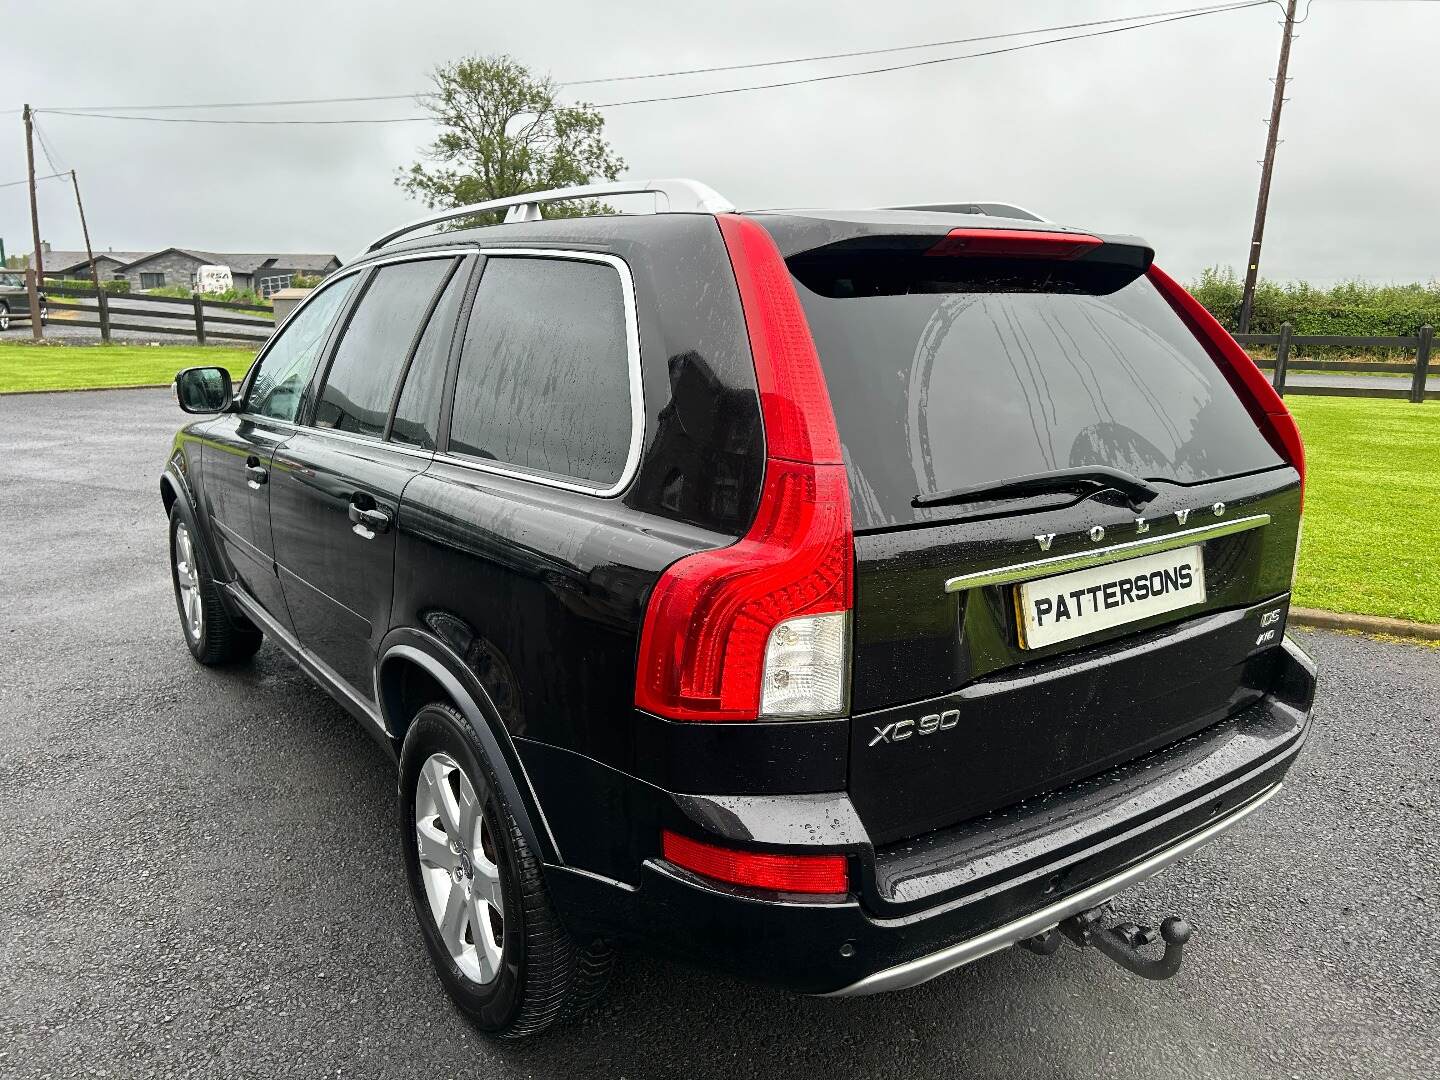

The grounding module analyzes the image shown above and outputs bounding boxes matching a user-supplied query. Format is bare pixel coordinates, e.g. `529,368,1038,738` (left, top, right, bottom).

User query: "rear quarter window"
791,258,1283,530
448,255,635,489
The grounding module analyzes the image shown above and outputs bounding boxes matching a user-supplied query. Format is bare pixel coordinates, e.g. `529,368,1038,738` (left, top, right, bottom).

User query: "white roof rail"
367,178,736,252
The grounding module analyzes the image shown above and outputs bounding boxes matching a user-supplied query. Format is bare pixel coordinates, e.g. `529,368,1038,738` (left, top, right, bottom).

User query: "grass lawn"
0,342,257,393
1289,397,1439,624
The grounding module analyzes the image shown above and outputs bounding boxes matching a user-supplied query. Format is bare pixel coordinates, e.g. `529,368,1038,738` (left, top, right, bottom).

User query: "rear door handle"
245,457,268,490
348,500,392,539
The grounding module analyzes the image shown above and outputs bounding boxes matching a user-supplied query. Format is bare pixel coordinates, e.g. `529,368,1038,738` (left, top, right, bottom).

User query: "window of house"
139,272,165,289
313,258,454,438
449,256,633,488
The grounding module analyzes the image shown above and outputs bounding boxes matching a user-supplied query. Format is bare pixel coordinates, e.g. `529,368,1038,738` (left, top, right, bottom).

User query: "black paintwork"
160,205,1315,995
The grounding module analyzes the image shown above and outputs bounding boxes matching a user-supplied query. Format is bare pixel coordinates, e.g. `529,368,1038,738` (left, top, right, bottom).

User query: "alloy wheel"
414,752,505,984
173,521,203,641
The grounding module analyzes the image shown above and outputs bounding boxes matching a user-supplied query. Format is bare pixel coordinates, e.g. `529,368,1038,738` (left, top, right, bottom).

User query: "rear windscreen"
790,251,1284,530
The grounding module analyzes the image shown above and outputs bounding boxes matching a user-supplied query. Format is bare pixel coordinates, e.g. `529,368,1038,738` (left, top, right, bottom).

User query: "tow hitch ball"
1019,904,1194,981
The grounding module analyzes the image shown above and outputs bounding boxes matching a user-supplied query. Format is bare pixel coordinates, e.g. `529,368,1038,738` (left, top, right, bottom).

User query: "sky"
2,0,1437,284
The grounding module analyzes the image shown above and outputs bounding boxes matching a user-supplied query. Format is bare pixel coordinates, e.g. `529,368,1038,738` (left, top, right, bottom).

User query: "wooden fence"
41,283,274,345
1235,324,1436,403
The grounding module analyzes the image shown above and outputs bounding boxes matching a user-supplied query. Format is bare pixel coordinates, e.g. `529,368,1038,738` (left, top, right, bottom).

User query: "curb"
1,383,172,396
1290,607,1440,642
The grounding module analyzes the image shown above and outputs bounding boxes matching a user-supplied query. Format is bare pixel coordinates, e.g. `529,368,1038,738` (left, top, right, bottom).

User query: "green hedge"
44,278,131,295
1190,266,1440,338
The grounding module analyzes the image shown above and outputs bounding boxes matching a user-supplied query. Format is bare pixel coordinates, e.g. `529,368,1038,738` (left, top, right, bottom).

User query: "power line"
31,117,65,173
37,2,1261,112
40,109,430,125
566,2,1262,85
590,2,1270,108
36,1,1269,125
39,92,420,114
0,170,67,189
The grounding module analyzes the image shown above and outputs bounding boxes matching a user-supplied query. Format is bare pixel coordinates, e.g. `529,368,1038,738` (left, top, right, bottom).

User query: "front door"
269,255,463,701
205,272,361,627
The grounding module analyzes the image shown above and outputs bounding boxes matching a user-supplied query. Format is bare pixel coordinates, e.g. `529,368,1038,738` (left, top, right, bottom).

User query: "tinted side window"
314,258,453,437
450,257,632,487
247,274,358,421
391,262,467,449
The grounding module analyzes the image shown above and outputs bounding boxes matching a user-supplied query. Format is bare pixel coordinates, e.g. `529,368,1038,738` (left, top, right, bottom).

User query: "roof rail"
367,178,736,252
886,202,1049,223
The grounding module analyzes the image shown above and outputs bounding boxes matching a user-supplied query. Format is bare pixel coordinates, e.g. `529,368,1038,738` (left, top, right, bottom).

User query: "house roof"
118,248,340,274
45,251,149,273
44,248,340,275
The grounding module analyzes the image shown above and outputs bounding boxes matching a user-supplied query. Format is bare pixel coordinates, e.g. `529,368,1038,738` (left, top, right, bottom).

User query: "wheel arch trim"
379,633,562,864
161,457,235,597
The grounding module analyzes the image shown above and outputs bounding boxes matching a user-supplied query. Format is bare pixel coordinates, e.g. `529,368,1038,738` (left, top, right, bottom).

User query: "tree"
397,55,625,225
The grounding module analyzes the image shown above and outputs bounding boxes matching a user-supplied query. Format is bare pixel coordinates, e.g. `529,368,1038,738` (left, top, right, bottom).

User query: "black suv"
163,180,1316,1036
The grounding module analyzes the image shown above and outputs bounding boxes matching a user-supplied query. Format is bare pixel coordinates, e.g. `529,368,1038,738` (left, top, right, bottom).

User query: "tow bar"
1019,903,1194,981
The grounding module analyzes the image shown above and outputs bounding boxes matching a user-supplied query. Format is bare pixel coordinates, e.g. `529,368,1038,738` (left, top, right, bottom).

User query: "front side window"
313,258,454,438
449,256,633,487
246,274,359,422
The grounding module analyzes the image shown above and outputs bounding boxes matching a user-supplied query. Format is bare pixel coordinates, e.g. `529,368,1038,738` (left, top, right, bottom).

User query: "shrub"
1190,267,1440,360
43,277,131,295
1191,266,1440,336
290,274,323,289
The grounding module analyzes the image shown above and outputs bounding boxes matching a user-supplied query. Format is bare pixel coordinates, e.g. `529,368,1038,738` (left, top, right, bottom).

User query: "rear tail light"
633,215,853,722
661,830,849,895
926,227,1103,260
1147,265,1306,504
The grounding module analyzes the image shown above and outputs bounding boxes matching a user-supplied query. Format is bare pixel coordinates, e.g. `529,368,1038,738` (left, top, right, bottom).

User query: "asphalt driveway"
1,388,1436,1079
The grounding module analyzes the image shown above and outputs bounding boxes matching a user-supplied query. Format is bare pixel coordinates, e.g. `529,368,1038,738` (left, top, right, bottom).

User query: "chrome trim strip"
823,783,1282,997
366,178,735,252
943,513,1271,593
545,864,640,895
432,248,645,499
290,423,437,462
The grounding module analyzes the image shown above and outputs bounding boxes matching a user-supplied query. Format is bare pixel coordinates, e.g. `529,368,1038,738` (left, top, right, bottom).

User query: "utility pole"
22,104,45,341
1237,0,1299,334
71,169,111,343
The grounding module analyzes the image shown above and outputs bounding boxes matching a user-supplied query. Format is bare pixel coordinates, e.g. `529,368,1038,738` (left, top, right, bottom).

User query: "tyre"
399,702,615,1037
0,301,9,332
168,507,262,665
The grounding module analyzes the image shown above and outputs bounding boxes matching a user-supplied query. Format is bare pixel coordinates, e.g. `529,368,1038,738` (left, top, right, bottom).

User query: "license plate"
1015,545,1206,650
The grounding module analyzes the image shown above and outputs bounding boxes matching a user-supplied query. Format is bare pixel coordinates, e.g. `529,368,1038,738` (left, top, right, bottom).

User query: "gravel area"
1,388,1435,1079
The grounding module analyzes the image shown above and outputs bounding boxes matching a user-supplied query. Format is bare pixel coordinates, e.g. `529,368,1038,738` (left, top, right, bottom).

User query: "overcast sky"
3,0,1436,283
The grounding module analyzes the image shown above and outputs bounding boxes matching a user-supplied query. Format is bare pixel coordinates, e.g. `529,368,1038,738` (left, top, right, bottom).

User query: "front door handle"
348,501,392,539
245,457,268,490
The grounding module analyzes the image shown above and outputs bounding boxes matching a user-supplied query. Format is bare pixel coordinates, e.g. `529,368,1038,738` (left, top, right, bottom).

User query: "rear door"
268,254,467,700
778,228,1302,843
205,273,359,627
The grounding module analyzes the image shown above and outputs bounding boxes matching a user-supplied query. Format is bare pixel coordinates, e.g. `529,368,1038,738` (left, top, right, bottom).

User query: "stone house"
41,243,341,296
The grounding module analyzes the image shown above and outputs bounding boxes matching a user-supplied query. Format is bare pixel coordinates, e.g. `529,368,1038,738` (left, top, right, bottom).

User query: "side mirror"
173,366,234,414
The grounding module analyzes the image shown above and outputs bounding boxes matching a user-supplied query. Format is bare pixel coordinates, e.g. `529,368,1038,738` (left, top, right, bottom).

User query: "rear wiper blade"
912,466,1160,511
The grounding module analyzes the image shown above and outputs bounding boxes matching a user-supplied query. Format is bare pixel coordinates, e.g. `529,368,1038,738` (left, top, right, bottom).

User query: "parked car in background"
161,179,1315,1038
0,270,46,331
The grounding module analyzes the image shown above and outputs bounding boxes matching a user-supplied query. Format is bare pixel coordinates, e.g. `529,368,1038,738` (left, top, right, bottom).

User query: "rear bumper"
824,781,1280,995
541,635,1315,995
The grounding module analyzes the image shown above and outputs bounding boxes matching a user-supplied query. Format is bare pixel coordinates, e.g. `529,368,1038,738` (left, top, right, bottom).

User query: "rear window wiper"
912,466,1160,512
